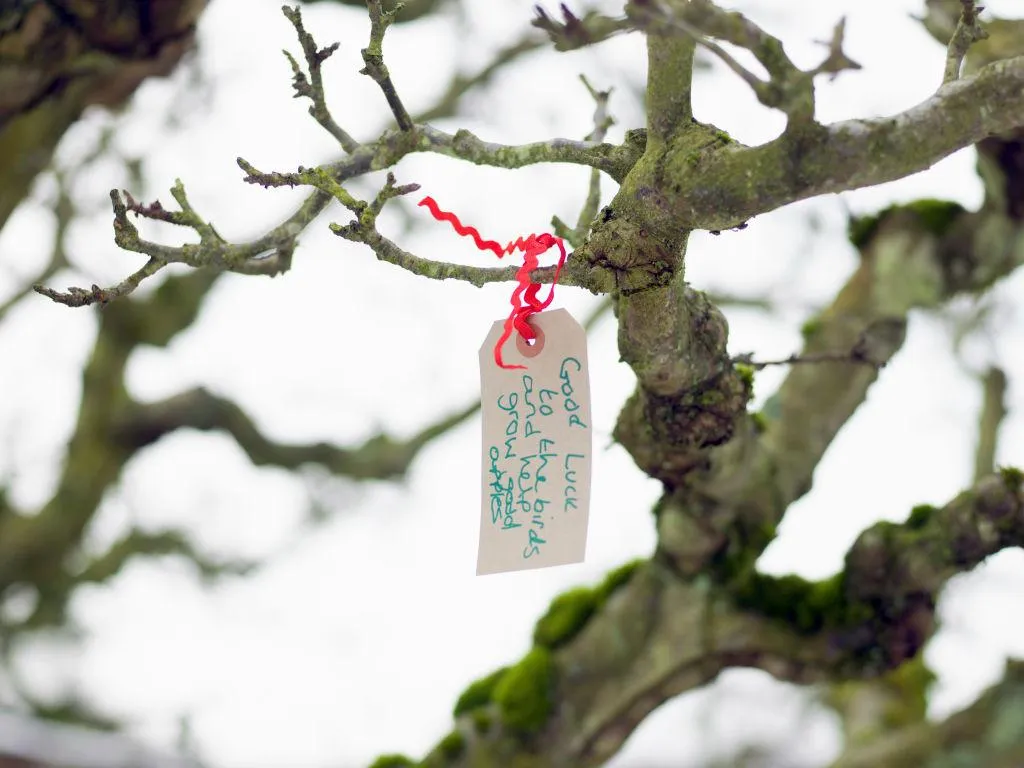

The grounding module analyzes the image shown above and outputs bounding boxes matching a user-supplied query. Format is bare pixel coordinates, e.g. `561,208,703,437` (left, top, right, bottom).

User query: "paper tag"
478,309,592,575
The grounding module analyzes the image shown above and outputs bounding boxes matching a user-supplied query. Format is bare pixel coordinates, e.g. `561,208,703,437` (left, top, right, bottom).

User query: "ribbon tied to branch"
419,196,567,370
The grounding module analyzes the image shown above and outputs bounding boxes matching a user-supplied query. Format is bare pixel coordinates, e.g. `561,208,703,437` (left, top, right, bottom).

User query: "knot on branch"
581,214,678,293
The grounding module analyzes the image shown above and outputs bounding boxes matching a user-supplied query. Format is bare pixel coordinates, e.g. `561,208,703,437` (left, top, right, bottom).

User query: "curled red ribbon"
419,196,567,370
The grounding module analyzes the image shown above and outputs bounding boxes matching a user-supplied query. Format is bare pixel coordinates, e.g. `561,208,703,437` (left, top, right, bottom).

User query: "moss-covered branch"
0,0,202,233
650,129,1024,576
399,469,1022,767
832,659,1024,768
597,53,1024,243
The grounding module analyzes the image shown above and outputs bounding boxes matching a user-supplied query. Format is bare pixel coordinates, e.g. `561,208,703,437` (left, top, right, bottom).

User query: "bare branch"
51,122,630,308
361,0,414,131
631,0,861,125
973,365,1007,482
2,180,71,319
325,172,600,289
732,332,891,371
532,4,631,51
641,7,775,108
572,75,614,246
118,387,479,481
281,5,360,153
34,257,167,307
943,0,989,83
812,18,863,79
346,224,553,286
414,34,547,124
77,528,255,585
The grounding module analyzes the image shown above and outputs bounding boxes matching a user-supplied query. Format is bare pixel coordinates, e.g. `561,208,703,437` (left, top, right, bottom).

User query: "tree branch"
631,0,859,126
405,470,1023,767
282,5,361,153
531,4,631,52
974,365,1008,482
116,387,478,481
572,76,614,246
76,528,254,584
634,167,1023,578
610,53,1024,237
361,0,414,131
0,0,202,233
414,34,547,124
832,658,1024,768
0,269,222,633
943,0,989,83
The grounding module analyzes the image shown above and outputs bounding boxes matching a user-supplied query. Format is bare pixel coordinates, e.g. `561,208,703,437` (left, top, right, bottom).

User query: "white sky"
0,0,1022,766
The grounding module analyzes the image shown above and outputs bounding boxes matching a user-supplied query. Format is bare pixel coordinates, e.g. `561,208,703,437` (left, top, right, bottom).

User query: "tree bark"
0,0,205,231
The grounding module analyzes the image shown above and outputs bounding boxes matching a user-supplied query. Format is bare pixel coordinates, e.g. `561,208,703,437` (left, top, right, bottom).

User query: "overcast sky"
0,0,1022,766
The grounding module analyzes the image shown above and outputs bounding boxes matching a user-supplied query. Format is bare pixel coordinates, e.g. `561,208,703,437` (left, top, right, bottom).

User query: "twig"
361,0,414,131
415,34,547,124
327,172,558,287
40,121,630,308
34,258,167,307
1,176,71,319
944,0,989,83
282,6,360,153
973,365,1007,481
634,0,860,124
532,4,631,51
573,75,614,245
732,343,885,371
122,386,480,481
650,9,771,102
811,18,862,79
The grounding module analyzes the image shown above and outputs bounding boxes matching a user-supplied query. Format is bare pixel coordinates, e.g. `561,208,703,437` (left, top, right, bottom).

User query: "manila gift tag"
478,309,592,575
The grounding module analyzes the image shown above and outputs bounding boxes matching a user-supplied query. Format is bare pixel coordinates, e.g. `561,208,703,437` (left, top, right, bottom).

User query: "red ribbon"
419,196,567,370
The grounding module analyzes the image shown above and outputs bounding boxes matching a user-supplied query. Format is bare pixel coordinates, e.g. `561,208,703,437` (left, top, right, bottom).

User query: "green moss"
696,388,726,406
847,212,882,249
800,317,823,340
471,709,493,733
904,199,965,236
533,560,645,649
848,199,965,249
883,654,936,726
368,755,416,768
906,504,937,530
493,647,554,732
533,587,598,648
453,666,509,717
999,466,1023,493
731,571,870,635
438,730,465,758
750,411,768,434
734,362,755,393
594,558,643,603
